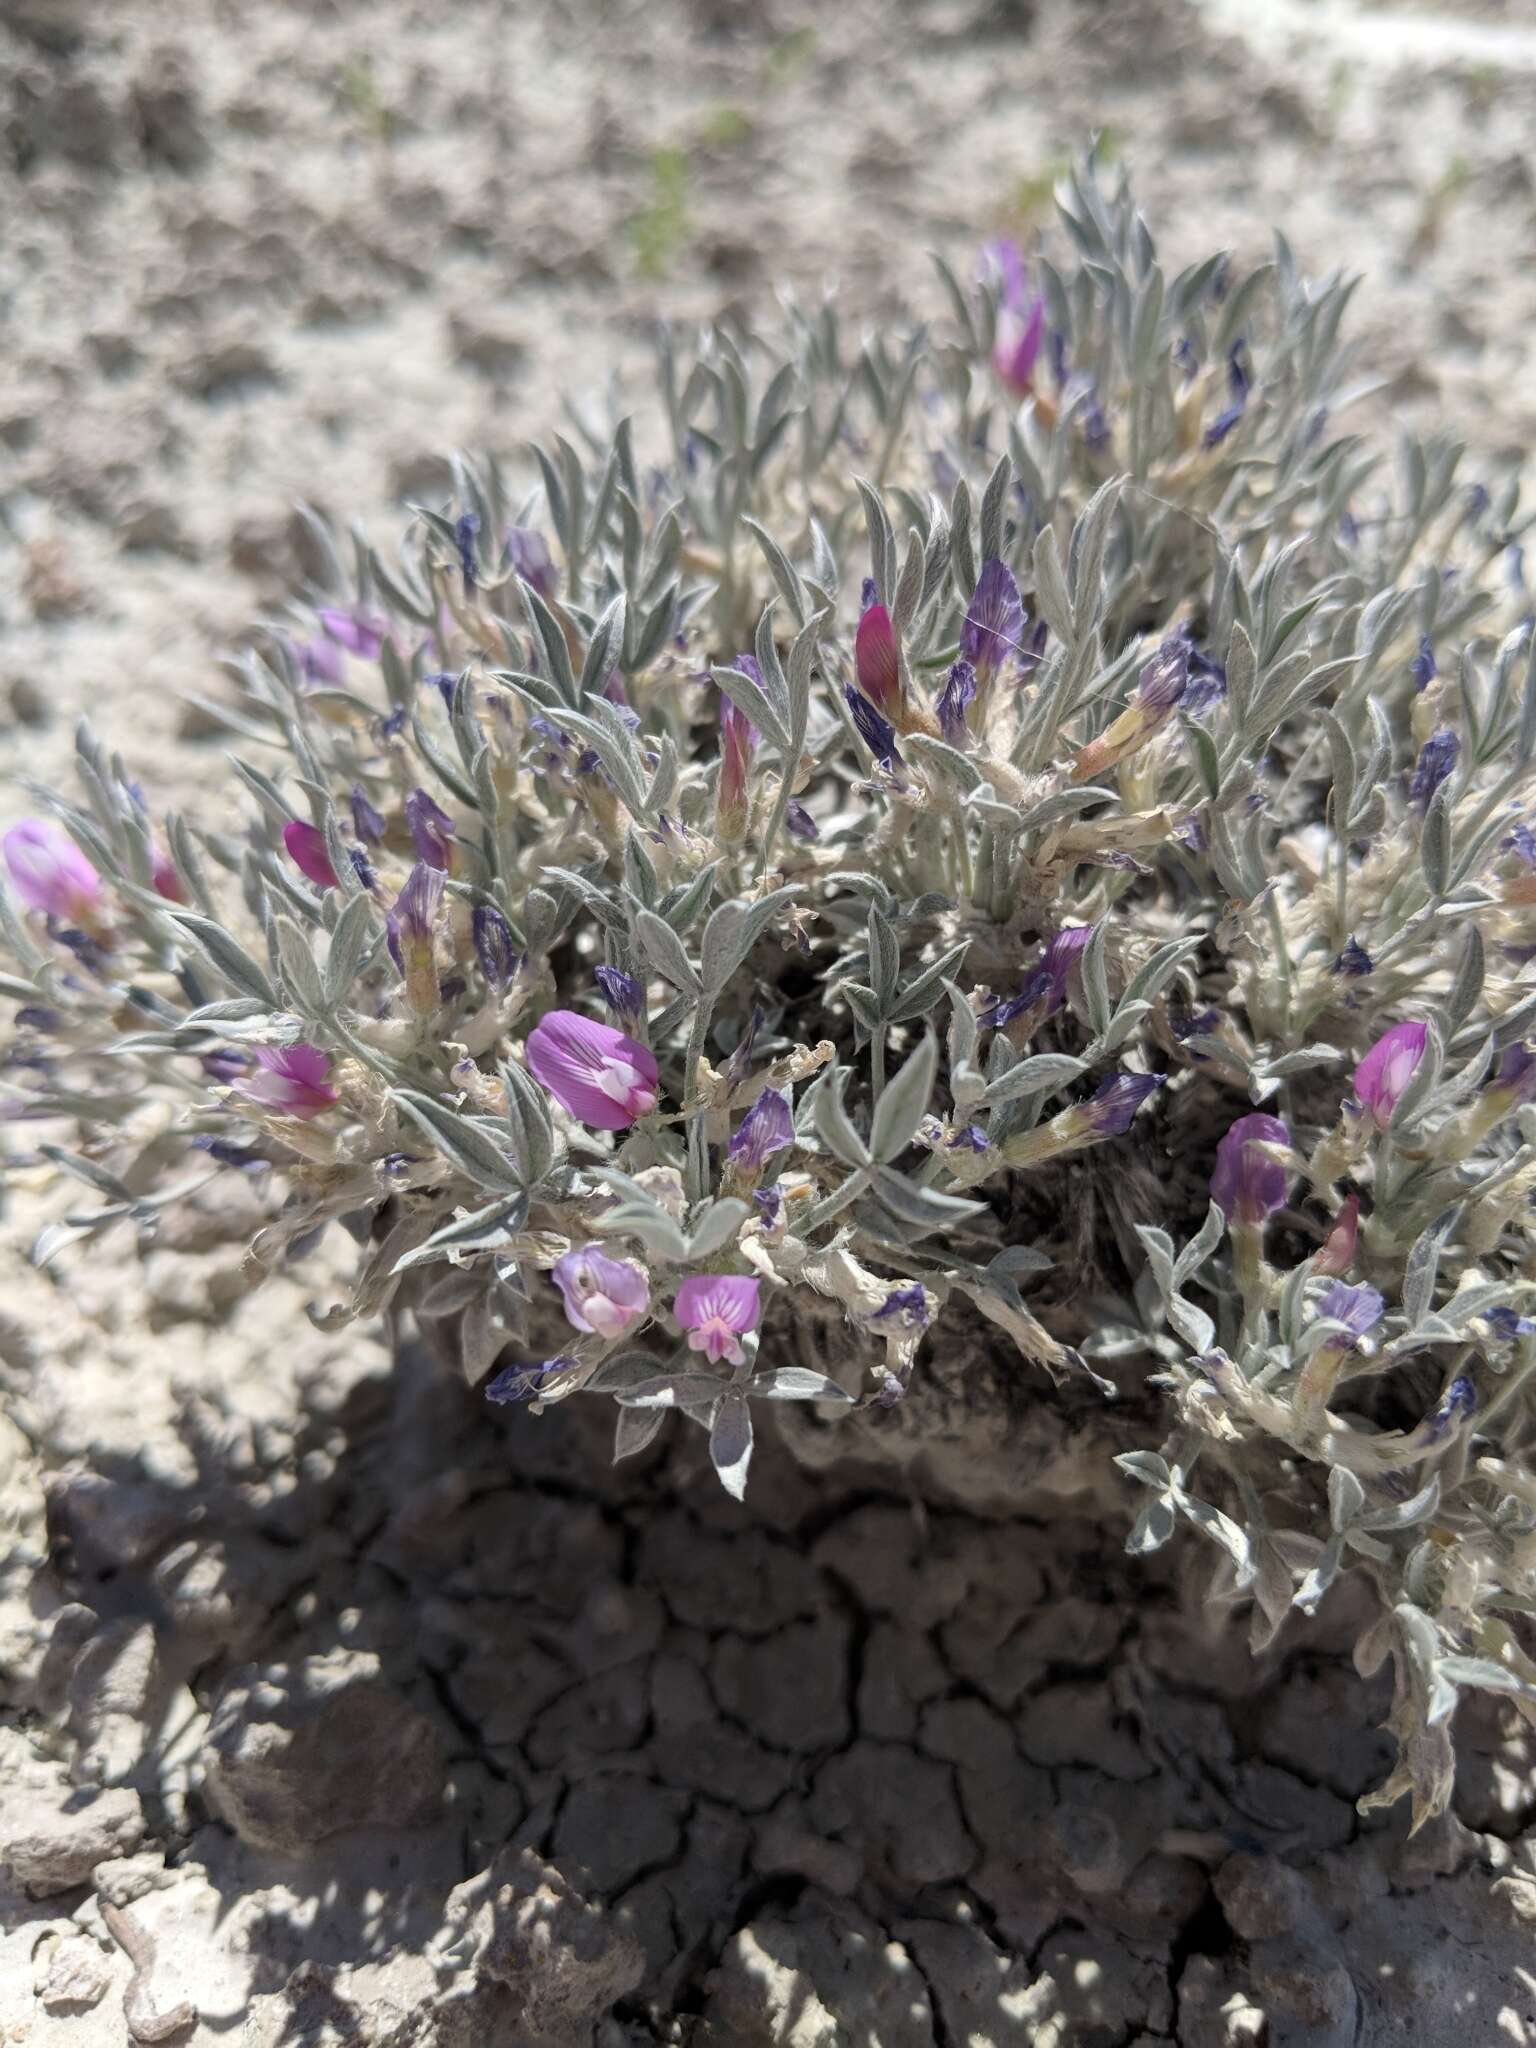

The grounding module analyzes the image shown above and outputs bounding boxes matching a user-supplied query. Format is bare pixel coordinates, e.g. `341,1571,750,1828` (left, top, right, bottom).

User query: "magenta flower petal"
283,820,339,891
3,819,103,923
552,1248,651,1340
1211,1112,1291,1224
855,604,900,718
238,1042,339,1120
318,606,387,659
526,1009,660,1131
1353,1020,1428,1123
675,1274,761,1365
151,848,185,903
993,295,1046,397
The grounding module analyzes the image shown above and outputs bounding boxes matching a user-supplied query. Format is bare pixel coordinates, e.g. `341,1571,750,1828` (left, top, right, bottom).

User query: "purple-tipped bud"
1354,1019,1427,1123
960,559,1025,683
1410,635,1437,690
551,1247,651,1341
351,786,387,846
282,820,339,891
1421,1374,1476,1445
1203,342,1251,448
785,800,819,842
936,659,977,744
1083,1071,1164,1137
3,819,104,925
1137,638,1191,714
845,687,902,768
1317,1280,1384,1343
993,294,1046,397
989,924,1094,1028
872,1283,929,1329
675,1273,761,1365
506,526,556,600
1410,729,1459,809
1333,937,1373,978
486,1359,565,1404
855,604,901,719
1485,1307,1536,1343
716,681,759,846
728,1088,794,1172
860,577,879,615
237,1042,339,1121
405,788,457,871
1211,1111,1291,1224
387,860,445,1013
456,511,480,590
526,1009,659,1130
1482,1042,1536,1120
472,903,520,989
595,964,645,1031
754,1184,783,1230
318,606,387,659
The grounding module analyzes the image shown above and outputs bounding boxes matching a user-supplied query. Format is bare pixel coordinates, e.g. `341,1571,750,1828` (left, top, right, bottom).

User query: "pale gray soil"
5,1,1536,2041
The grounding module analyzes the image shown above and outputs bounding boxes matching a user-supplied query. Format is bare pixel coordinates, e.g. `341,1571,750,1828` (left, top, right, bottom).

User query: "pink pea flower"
855,604,901,720
1354,1019,1428,1124
551,1247,651,1340
993,294,1046,398
1316,1193,1360,1276
283,820,339,891
526,1009,660,1131
3,819,103,925
318,606,387,659
675,1274,761,1365
1211,1112,1292,1225
152,848,186,903
237,1043,339,1120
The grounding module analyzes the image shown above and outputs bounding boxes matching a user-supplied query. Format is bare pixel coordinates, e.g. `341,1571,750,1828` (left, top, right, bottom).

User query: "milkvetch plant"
6,152,1536,1830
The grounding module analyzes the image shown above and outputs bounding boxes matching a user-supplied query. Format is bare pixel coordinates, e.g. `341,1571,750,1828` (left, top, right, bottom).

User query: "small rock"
130,47,206,169
9,672,50,724
176,339,279,402
447,310,526,380
201,1649,444,1854
699,1895,933,2048
36,1933,111,2012
3,1776,144,1895
1215,1852,1314,1941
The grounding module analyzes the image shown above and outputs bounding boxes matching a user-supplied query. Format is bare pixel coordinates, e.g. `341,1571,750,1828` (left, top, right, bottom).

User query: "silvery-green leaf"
1419,784,1452,897
1080,920,1112,1037
979,451,1010,567
699,888,799,994
887,942,972,1026
868,907,899,1005
1173,1202,1225,1288
1402,1207,1459,1328
502,1060,556,1185
518,573,577,701
981,1052,1088,1108
1430,1656,1535,1719
1167,1295,1215,1353
709,1390,754,1501
392,1194,529,1272
614,1404,667,1462
170,912,279,1007
712,662,789,752
867,1168,988,1234
685,1197,749,1259
393,1090,525,1194
634,908,702,995
906,733,982,792
1031,524,1074,645
870,1033,937,1162
748,1368,855,1402
812,1068,869,1167
618,1372,724,1409
1127,1497,1177,1554
580,591,627,698
594,1201,689,1261
1328,1464,1366,1531
274,915,326,1015
742,518,807,627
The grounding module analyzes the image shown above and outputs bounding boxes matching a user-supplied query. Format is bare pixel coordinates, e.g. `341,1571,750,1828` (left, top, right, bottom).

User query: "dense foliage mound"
7,155,1536,1829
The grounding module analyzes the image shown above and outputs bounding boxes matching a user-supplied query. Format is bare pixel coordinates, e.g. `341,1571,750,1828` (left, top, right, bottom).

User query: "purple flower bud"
936,659,977,744
785,800,819,841
960,559,1025,683
1083,1071,1163,1137
282,820,339,892
1333,937,1373,978
675,1273,761,1365
405,788,457,871
318,606,387,659
387,861,445,1013
201,1048,250,1083
1410,635,1437,689
1137,638,1190,713
872,1284,928,1329
1483,1042,1536,1120
754,1184,783,1230
1211,1111,1291,1224
3,819,103,925
456,511,480,590
506,526,556,600
982,237,1027,311
472,903,520,988
526,1009,659,1130
993,294,1046,397
298,635,345,686
350,786,387,846
1082,395,1110,451
1174,336,1199,379
1203,342,1252,448
948,1124,990,1152
1317,1281,1384,1342
1505,822,1536,866
1354,1019,1428,1123
552,1247,651,1340
860,576,879,615
1421,1374,1476,1445
855,604,901,718
728,1088,794,1172
717,683,759,845
1410,728,1459,809
1485,1307,1536,1343
845,687,902,768
237,1042,339,1120
486,1359,565,1404
594,965,646,1030
989,924,1094,1028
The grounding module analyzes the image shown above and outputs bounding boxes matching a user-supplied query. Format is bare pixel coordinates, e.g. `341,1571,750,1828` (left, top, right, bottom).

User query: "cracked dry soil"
8,0,1536,2040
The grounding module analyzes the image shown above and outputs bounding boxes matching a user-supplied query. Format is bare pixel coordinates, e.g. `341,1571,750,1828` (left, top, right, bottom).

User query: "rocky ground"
5,0,1536,2041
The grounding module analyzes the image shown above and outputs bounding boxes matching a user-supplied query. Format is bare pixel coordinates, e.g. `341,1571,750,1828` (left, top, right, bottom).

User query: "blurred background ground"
4,1,1536,2042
